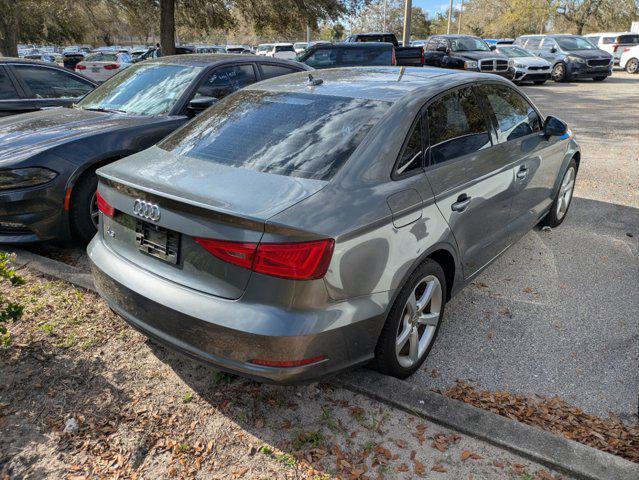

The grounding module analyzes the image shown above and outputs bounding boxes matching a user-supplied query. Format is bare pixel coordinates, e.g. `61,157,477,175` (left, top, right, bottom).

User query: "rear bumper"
88,235,389,384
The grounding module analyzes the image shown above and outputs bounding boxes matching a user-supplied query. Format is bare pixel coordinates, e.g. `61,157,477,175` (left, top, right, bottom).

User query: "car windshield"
499,46,530,58
451,37,490,52
78,63,202,115
556,36,596,51
159,90,391,180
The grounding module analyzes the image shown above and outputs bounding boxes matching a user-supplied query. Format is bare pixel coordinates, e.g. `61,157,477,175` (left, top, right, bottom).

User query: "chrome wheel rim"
628,59,638,74
90,190,99,229
396,275,442,368
556,167,575,220
552,64,565,81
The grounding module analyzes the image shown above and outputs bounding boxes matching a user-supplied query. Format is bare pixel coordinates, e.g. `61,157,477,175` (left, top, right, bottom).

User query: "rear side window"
259,64,299,79
0,67,18,100
195,64,256,100
427,87,491,165
395,117,424,176
602,37,616,44
301,48,337,68
618,35,639,44
340,47,391,66
275,45,294,53
478,84,541,142
160,91,391,180
524,37,541,49
13,65,94,99
586,36,600,45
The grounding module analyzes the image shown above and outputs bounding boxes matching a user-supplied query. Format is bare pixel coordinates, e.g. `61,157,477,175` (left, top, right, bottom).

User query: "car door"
0,65,26,117
10,64,94,111
477,83,567,240
423,37,445,66
424,85,515,279
538,37,560,63
192,63,258,101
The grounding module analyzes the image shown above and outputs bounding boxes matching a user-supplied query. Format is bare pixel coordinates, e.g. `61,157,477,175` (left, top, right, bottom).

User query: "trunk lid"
97,146,327,299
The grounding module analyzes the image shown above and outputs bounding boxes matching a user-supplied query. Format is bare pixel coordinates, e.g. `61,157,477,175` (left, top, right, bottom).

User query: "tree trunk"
0,1,19,57
160,0,176,56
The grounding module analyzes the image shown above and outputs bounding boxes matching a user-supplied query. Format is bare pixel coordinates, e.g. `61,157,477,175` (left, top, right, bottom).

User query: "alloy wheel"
627,59,639,74
556,166,575,221
552,63,565,82
90,190,99,229
395,275,442,368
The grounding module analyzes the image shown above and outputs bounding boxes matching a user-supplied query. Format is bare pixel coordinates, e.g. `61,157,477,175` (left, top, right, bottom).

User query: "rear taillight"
194,238,334,280
76,64,86,70
421,47,425,65
96,191,114,217
612,44,619,52
391,48,397,66
104,64,120,70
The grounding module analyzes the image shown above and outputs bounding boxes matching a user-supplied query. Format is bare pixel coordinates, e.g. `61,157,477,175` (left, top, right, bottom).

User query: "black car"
514,34,613,82
63,52,86,70
0,54,310,244
0,58,96,117
297,43,395,69
423,35,513,78
343,32,424,66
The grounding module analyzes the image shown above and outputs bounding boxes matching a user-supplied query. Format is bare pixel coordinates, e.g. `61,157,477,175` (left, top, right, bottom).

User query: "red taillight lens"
250,355,327,368
421,47,425,65
104,64,120,70
96,191,114,217
194,238,256,269
76,64,86,70
612,44,619,52
391,48,397,66
194,238,334,280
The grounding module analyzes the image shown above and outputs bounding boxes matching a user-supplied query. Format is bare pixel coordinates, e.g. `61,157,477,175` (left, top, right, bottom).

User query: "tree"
0,0,19,56
160,0,176,55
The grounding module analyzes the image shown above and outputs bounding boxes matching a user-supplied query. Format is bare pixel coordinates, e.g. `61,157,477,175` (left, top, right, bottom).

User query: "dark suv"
423,35,513,79
514,34,613,82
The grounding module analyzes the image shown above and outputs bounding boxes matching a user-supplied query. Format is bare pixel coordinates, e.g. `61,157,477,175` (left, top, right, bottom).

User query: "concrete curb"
5,247,638,480
335,370,638,480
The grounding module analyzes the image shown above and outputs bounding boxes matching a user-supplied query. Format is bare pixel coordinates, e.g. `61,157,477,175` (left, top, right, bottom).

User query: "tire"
542,158,577,228
626,58,639,74
372,259,447,379
70,170,99,244
551,63,567,82
592,76,607,81
533,80,546,85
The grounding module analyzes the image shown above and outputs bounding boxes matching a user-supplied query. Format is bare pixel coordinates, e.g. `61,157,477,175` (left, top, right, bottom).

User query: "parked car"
496,45,551,84
0,55,310,244
256,44,273,56
514,34,613,82
583,32,639,64
88,67,580,384
620,44,639,73
423,35,512,78
293,42,308,54
297,43,395,69
63,52,86,70
344,32,423,66
484,38,515,46
226,45,253,54
76,51,132,83
265,43,297,60
0,58,96,117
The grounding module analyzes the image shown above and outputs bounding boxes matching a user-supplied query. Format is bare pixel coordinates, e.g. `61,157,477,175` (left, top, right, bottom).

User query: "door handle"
451,194,471,212
516,166,528,179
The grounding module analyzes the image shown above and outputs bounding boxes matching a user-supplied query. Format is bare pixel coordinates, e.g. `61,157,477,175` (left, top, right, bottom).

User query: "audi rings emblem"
133,199,161,222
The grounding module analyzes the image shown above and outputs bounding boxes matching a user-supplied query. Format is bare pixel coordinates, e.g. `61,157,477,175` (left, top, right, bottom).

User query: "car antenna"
307,74,323,87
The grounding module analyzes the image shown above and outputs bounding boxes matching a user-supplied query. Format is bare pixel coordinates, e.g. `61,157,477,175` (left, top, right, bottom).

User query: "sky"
412,0,460,17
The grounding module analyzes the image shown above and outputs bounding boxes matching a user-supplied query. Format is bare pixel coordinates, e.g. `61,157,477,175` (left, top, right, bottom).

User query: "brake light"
76,64,86,70
96,191,114,217
612,44,619,52
194,238,334,280
391,48,397,66
421,47,425,65
104,64,120,70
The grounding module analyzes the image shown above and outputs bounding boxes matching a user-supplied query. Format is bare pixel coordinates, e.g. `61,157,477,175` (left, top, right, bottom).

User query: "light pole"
402,0,412,47
457,0,463,34
383,0,387,32
447,0,454,34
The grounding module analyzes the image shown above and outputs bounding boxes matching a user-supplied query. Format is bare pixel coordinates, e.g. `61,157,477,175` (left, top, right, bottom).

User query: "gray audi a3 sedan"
89,67,580,384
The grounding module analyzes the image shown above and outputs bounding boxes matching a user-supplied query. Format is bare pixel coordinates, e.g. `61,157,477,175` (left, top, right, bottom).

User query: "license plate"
91,67,100,73
135,221,180,264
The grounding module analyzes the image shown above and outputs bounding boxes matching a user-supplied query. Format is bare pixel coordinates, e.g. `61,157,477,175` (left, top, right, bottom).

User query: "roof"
247,66,500,102
321,42,392,49
149,53,291,67
0,57,64,66
434,34,482,39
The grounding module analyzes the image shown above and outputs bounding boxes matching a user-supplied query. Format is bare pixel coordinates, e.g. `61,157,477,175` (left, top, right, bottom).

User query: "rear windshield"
85,53,118,62
618,34,639,44
355,35,395,44
275,45,295,52
159,90,391,180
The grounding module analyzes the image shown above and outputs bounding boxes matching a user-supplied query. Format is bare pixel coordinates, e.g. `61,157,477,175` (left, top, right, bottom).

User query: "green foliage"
0,253,25,346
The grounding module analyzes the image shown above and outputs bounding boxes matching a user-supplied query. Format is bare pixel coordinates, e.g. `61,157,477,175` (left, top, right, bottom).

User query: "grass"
182,392,193,403
292,431,324,450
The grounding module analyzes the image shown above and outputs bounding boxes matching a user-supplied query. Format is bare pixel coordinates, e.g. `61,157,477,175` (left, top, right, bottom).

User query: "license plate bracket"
135,221,180,264
91,67,100,73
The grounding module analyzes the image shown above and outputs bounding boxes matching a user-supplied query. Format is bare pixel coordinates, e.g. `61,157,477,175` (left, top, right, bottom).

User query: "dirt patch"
442,381,639,463
0,269,571,480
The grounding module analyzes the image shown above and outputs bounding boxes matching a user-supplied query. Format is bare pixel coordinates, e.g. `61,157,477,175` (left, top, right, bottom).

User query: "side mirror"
550,46,557,53
187,96,217,116
489,44,497,51
543,116,568,138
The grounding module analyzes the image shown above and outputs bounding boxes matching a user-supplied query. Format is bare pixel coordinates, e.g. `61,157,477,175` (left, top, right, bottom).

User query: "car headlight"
0,168,58,191
567,55,586,64
464,60,478,70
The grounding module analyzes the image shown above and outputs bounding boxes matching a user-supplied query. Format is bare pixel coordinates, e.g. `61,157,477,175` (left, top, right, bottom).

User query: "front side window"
78,63,202,115
159,91,391,180
540,38,558,50
259,64,299,79
299,48,338,68
395,117,423,176
0,67,18,100
13,65,94,99
427,87,491,165
479,84,541,143
556,36,596,51
195,64,256,99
